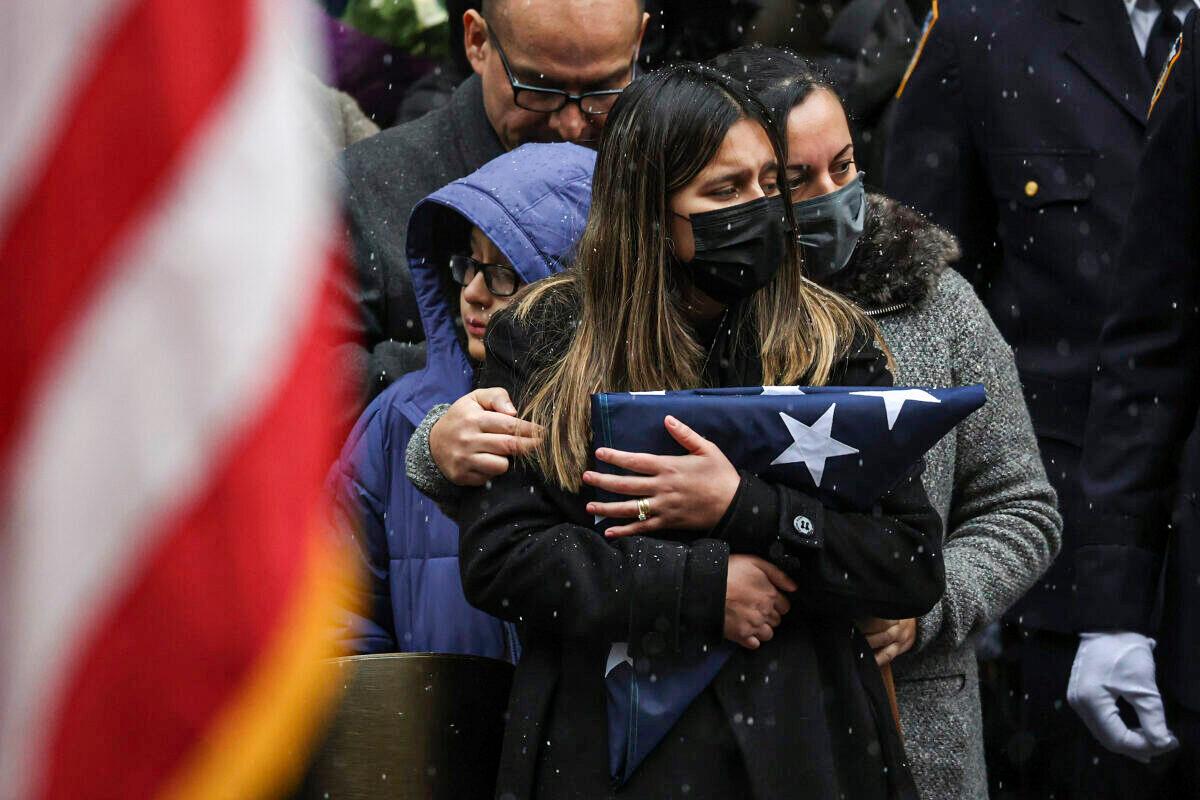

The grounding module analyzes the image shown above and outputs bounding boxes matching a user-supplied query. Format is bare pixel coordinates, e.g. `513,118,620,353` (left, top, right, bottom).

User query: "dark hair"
599,60,788,204
708,45,848,142
515,62,876,489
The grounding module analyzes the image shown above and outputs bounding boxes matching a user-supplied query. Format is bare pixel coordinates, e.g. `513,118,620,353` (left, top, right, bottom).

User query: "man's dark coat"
336,75,504,416
883,0,1153,632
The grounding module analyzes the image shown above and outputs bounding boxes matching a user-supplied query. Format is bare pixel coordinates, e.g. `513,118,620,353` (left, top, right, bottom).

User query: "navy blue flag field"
591,384,986,785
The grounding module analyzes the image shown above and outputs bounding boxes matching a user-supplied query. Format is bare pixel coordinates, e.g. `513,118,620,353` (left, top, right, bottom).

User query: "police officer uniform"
1078,10,1200,796
883,1,1194,796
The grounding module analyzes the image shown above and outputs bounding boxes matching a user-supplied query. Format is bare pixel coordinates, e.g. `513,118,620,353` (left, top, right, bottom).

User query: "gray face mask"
792,172,866,280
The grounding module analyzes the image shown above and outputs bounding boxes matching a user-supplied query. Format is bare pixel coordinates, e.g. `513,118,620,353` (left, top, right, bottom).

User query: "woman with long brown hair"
454,63,944,799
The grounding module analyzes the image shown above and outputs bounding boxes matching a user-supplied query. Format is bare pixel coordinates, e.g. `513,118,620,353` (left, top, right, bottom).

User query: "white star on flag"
850,388,941,430
769,404,860,487
761,386,806,395
606,642,634,676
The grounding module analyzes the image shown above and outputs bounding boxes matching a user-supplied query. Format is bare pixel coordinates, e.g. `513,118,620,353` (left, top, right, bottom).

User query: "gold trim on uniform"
1149,31,1184,119
896,0,941,99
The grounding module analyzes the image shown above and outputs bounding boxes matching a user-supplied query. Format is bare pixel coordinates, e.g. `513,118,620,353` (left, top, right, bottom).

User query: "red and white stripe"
0,0,339,796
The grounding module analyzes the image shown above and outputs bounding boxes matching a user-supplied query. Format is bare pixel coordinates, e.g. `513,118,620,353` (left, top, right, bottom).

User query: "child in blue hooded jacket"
329,142,595,660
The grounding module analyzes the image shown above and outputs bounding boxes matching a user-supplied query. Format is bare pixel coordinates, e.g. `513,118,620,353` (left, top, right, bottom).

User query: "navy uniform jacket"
1078,12,1200,711
883,0,1153,632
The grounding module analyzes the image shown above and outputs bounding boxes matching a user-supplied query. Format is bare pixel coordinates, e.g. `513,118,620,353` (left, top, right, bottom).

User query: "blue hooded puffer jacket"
331,142,595,660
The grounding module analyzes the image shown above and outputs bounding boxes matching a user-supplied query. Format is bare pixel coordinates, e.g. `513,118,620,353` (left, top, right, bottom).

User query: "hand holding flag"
590,383,986,785
584,415,741,537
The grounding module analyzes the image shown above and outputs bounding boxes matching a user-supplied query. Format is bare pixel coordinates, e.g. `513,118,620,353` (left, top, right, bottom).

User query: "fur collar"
822,193,959,312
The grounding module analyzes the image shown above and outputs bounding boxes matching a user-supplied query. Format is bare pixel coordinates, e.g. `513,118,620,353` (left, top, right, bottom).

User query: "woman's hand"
428,388,542,486
857,617,917,666
581,415,741,537
725,555,797,649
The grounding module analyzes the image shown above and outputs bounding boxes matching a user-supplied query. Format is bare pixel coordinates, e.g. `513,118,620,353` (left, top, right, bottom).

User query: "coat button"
1024,180,1039,197
793,515,814,536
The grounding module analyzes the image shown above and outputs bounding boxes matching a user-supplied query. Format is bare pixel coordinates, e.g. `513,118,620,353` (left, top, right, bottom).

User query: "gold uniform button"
1024,180,1039,197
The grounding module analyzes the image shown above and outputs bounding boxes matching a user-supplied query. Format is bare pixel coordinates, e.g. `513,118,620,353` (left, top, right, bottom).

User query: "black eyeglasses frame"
485,22,636,117
449,253,522,297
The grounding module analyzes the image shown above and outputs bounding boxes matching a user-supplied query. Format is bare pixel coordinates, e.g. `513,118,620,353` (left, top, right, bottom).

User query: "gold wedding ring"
637,497,651,522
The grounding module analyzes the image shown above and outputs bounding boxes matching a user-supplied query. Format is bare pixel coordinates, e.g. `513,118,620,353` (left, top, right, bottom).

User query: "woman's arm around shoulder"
912,270,1062,651
405,403,461,515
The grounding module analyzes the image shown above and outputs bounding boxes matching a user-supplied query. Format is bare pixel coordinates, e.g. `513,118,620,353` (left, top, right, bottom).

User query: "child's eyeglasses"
449,254,521,297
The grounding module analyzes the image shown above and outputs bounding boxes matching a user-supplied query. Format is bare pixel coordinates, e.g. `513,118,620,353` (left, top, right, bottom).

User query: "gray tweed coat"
825,195,1062,800
405,194,1063,800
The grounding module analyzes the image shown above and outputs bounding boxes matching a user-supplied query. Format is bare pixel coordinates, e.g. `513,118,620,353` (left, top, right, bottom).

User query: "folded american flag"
590,384,986,785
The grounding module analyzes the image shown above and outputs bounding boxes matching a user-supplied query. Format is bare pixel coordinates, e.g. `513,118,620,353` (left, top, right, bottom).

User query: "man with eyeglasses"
334,0,647,427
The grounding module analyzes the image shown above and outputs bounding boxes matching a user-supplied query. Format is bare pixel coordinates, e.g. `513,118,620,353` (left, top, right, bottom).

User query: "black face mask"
675,194,789,304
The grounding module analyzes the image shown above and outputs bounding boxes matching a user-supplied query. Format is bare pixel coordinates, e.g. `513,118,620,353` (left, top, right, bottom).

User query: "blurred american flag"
0,1,350,797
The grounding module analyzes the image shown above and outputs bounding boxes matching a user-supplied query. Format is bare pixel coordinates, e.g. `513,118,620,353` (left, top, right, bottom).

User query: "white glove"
1067,631,1179,763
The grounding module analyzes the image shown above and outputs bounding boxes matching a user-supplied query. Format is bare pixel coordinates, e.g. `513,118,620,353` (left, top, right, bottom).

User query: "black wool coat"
882,0,1154,633
454,286,946,799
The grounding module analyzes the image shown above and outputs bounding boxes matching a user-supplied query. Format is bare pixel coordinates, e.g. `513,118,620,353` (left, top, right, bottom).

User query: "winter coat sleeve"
327,398,399,654
405,402,463,516
883,8,1002,292
455,310,729,651
712,338,946,621
914,271,1062,651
